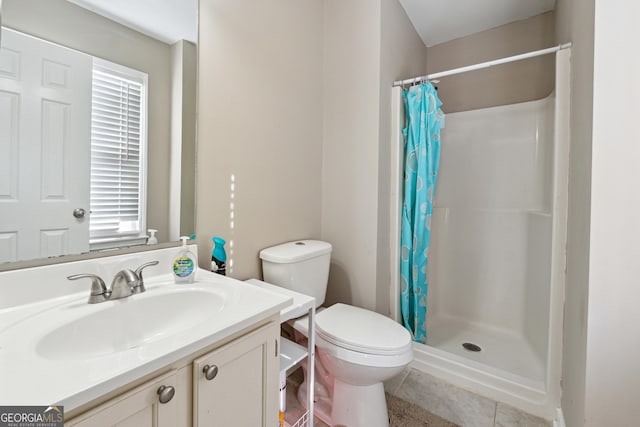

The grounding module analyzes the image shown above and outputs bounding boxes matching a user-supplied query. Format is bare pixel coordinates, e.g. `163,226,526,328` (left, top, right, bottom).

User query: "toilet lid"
315,303,412,356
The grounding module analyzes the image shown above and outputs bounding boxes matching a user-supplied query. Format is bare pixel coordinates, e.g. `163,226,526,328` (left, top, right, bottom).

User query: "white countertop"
244,278,315,323
0,264,291,411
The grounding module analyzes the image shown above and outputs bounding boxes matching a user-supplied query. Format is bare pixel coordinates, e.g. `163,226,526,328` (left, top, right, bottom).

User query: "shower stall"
390,48,570,420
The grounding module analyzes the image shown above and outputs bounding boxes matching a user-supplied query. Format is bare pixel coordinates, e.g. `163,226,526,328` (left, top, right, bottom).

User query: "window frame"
88,57,149,251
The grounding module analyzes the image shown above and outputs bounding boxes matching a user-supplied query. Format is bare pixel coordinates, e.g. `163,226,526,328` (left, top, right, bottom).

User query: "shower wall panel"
427,98,554,359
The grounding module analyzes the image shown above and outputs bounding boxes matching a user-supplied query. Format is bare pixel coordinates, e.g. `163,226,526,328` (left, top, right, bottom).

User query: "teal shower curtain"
400,82,444,343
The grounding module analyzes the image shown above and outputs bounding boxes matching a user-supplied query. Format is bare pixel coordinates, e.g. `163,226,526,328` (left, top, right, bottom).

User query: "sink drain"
462,342,481,352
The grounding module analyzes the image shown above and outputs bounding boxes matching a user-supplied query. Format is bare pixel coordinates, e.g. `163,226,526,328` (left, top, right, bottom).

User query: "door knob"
73,208,86,219
157,385,175,404
203,364,218,381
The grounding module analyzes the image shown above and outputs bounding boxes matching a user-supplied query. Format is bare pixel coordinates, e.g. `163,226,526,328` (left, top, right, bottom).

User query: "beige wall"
556,1,640,425
321,0,382,310
180,42,197,239
321,0,425,312
196,0,323,279
426,12,556,113
196,0,425,311
555,0,595,425
376,0,427,314
2,0,172,243
585,1,640,425
169,40,197,241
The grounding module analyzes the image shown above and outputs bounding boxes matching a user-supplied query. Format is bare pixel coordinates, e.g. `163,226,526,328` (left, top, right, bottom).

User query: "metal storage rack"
246,279,315,427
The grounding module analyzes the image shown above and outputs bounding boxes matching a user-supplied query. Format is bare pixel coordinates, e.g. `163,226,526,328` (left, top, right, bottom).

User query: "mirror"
0,0,197,265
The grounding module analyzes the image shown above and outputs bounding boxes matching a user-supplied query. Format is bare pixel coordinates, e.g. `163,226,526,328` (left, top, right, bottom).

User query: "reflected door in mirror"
0,29,91,263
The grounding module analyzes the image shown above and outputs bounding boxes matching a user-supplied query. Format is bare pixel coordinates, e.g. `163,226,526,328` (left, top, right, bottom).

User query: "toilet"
259,240,413,427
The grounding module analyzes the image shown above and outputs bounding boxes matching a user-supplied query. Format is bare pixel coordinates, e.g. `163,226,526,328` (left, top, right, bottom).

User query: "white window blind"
89,59,147,243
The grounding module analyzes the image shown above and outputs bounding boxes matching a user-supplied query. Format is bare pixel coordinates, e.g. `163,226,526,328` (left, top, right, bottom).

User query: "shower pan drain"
462,342,482,352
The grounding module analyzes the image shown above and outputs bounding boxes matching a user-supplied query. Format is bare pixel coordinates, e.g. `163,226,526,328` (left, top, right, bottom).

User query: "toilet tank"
259,240,332,308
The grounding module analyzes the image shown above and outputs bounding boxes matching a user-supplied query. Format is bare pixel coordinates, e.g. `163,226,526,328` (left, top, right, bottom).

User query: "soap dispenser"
172,236,197,284
147,229,158,245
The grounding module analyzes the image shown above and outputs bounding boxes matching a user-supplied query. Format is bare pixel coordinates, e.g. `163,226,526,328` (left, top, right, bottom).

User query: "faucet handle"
133,261,159,294
67,274,109,304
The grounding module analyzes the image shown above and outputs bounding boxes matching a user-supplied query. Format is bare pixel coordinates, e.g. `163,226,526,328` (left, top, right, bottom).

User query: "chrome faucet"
108,269,138,300
67,261,159,304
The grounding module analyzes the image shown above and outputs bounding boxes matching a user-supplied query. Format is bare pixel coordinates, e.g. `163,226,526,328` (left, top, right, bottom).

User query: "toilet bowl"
259,240,413,427
293,303,412,427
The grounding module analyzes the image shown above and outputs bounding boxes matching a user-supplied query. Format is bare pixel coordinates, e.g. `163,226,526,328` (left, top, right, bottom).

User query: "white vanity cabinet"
0,250,292,426
193,321,279,426
65,320,280,427
66,370,179,427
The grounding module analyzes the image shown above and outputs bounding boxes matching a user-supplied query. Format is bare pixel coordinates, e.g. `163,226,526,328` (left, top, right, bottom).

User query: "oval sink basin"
36,288,225,360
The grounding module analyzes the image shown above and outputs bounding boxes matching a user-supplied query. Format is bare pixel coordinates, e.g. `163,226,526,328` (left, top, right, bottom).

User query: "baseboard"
553,408,566,427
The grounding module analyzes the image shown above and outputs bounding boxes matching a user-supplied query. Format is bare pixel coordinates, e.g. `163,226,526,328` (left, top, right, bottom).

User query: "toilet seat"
315,303,412,356
315,333,413,368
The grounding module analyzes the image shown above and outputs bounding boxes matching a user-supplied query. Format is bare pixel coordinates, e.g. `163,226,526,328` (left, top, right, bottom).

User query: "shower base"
426,315,545,383
410,313,553,418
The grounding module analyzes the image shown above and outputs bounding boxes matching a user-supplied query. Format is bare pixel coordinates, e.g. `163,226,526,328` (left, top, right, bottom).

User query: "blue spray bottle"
211,237,227,275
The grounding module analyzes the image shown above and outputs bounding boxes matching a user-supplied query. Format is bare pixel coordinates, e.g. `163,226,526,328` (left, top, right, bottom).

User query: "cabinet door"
66,370,179,427
193,322,279,427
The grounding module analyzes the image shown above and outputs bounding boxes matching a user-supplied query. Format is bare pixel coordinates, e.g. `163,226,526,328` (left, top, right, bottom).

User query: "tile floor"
284,375,457,427
385,368,552,427
284,367,552,427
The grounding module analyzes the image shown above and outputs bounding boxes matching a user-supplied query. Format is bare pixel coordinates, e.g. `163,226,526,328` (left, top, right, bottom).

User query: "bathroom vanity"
67,320,279,426
0,247,292,426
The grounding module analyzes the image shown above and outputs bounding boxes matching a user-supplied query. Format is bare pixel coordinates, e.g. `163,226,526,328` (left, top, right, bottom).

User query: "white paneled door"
0,29,92,263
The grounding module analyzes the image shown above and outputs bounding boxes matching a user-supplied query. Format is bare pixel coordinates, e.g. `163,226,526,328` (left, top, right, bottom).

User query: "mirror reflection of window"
89,58,148,250
0,28,150,263
0,0,198,265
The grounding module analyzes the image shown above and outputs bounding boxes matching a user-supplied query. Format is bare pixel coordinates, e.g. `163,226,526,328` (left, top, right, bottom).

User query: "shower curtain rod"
393,42,572,87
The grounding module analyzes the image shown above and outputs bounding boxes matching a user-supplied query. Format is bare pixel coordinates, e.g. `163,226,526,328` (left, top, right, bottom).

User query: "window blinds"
89,61,146,241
